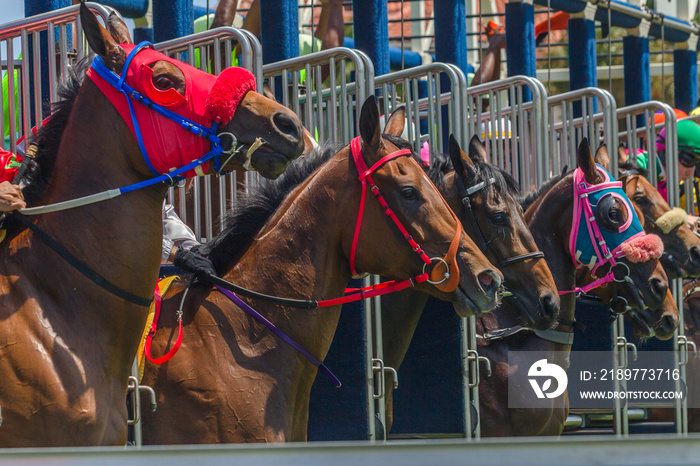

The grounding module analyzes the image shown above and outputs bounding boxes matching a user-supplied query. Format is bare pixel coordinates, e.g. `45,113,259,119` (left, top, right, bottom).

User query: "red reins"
144,137,466,368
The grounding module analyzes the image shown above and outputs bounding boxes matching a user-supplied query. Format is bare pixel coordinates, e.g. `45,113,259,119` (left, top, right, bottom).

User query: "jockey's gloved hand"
173,247,217,281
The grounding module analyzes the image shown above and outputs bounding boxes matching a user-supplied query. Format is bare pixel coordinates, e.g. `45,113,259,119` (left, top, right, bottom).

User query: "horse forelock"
202,143,342,274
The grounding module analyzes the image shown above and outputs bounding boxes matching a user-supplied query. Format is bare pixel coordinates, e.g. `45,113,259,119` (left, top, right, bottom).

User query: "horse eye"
608,207,621,223
634,196,650,207
490,212,508,226
400,187,418,200
154,75,175,90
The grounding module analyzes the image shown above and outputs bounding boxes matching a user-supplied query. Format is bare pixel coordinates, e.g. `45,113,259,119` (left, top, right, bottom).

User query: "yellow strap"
136,275,179,382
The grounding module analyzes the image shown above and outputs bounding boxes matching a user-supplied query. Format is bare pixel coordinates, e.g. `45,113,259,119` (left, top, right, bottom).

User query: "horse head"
443,134,559,330
81,3,304,180
575,140,676,339
618,166,700,279
348,97,502,317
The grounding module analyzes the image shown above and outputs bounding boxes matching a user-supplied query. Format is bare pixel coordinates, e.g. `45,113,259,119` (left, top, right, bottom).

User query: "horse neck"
525,177,577,323
18,79,166,334
224,154,356,369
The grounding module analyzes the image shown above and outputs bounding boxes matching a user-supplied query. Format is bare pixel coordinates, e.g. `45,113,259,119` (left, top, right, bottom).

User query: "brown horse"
618,164,700,279
681,280,700,431
475,142,676,437
0,5,305,447
140,99,503,444
380,134,561,431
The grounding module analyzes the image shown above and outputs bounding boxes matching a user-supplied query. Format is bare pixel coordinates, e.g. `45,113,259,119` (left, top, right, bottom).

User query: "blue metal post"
352,0,389,76
260,0,299,64
434,0,468,76
568,5,598,117
622,22,651,107
674,39,699,113
153,0,193,43
505,0,535,101
434,0,467,146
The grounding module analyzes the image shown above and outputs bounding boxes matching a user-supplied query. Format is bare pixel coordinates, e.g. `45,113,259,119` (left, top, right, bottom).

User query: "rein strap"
15,213,152,307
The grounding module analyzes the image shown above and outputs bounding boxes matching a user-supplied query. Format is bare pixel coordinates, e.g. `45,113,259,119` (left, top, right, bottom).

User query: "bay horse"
475,141,677,437
681,279,700,431
140,98,503,444
0,4,305,447
380,134,561,431
617,163,700,279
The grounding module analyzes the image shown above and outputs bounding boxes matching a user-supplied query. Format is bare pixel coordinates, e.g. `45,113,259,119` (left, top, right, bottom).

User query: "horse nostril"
273,112,302,141
649,277,668,301
690,246,700,266
540,293,559,320
659,315,677,334
477,270,501,299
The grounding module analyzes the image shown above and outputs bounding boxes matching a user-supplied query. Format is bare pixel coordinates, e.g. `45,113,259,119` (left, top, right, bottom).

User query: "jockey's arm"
162,203,199,263
162,202,217,279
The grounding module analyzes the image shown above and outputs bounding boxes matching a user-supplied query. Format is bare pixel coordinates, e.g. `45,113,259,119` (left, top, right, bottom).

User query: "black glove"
173,247,217,281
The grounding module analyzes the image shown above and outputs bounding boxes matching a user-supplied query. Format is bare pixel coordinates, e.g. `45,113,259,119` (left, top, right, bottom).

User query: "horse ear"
449,134,477,184
80,2,125,73
468,134,488,163
106,11,133,44
577,138,600,184
595,143,610,171
384,105,406,137
262,82,277,102
618,144,629,165
359,95,381,148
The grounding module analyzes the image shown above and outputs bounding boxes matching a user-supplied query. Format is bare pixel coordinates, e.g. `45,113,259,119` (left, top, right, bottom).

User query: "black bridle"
455,174,545,269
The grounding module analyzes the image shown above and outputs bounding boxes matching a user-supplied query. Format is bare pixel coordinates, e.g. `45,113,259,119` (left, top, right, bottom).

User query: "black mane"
201,143,342,274
18,58,89,206
619,161,648,178
520,167,572,212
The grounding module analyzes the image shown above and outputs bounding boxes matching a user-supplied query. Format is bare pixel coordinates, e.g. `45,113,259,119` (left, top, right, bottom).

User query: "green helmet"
677,119,700,155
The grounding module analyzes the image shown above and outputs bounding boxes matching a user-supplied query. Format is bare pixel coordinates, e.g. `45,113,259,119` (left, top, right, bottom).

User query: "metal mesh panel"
262,47,373,147
0,2,115,152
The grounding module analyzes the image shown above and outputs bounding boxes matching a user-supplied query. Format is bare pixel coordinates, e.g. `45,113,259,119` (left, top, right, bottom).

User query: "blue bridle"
21,42,239,215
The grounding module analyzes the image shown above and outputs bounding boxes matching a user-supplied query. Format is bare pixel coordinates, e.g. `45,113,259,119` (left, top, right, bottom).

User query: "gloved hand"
173,247,217,281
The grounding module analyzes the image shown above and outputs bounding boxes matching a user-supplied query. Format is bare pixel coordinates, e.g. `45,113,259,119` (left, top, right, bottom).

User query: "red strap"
144,281,183,364
318,273,429,307
349,137,428,276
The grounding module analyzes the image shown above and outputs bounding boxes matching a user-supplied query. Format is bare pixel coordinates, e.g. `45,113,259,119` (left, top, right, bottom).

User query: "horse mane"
619,161,648,178
201,143,343,274
520,167,572,212
18,59,89,206
383,135,521,199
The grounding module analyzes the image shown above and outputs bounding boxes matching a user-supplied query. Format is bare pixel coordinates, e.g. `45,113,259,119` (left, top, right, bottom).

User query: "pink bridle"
560,167,661,295
348,136,462,293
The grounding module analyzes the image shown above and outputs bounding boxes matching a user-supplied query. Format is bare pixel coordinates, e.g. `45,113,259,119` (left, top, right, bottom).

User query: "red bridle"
348,136,462,293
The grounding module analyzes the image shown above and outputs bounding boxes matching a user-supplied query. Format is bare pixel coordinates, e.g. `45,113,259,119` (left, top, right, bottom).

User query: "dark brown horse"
0,5,305,447
140,99,503,444
475,142,677,437
380,134,561,430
